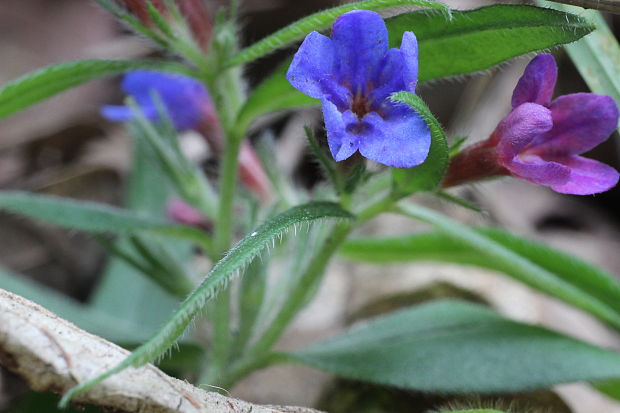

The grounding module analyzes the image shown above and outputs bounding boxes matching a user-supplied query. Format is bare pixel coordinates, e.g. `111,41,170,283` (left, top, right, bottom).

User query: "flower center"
351,93,371,119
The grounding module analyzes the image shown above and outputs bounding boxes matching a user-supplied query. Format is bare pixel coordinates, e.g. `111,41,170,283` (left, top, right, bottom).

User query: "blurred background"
0,0,619,412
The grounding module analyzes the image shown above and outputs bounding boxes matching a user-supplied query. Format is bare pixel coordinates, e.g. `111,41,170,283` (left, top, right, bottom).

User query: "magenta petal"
496,103,553,161
532,93,620,156
358,106,430,168
332,10,388,93
322,100,360,161
511,54,557,108
550,156,620,195
506,154,571,186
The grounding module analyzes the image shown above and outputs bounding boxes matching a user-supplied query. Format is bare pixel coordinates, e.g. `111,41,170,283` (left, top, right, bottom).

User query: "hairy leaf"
226,0,449,67
394,203,620,330
390,92,448,196
341,228,620,312
0,191,212,252
294,300,620,392
0,60,191,119
59,202,354,407
387,5,594,82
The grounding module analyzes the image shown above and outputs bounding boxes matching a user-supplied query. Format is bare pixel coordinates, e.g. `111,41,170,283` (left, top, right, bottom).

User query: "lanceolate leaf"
293,300,620,393
238,5,593,129
394,203,620,330
59,202,354,407
89,137,186,334
341,228,620,312
387,5,594,82
390,92,448,196
226,0,450,67
0,191,212,252
0,60,192,119
0,267,153,343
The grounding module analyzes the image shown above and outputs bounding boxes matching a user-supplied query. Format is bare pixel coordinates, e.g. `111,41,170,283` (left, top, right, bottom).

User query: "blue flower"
101,70,212,131
286,10,430,168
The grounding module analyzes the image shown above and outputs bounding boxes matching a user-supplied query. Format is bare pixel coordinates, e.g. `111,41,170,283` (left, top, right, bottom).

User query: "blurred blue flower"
101,70,211,131
286,10,430,168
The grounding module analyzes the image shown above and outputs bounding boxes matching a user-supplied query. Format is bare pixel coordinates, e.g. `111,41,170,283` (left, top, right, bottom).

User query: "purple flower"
495,54,619,195
443,54,619,195
101,70,212,131
286,10,430,168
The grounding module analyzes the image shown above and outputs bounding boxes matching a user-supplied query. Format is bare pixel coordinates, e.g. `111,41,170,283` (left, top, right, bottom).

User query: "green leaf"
394,203,620,330
341,228,620,313
0,267,154,343
59,201,354,407
293,300,620,393
390,92,449,197
89,136,185,333
0,59,191,119
236,60,317,133
0,191,212,252
226,0,449,67
386,5,594,82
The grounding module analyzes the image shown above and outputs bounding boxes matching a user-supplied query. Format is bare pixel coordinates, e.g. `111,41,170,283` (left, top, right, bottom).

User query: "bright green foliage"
394,203,620,330
226,0,450,67
59,202,354,407
0,60,191,119
390,92,449,197
293,300,620,392
0,191,211,252
387,5,594,82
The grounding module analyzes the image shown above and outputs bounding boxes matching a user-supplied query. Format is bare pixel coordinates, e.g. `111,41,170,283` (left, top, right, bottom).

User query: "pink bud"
166,198,212,231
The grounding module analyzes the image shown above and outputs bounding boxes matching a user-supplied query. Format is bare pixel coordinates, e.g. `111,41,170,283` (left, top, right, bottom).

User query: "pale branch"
0,289,322,413
550,0,620,14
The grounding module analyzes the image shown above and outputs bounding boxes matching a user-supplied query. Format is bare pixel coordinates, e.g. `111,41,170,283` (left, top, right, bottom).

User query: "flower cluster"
287,10,430,168
444,54,619,195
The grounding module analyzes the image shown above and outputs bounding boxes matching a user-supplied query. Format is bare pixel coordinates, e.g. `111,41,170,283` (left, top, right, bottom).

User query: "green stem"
249,220,353,357
245,194,394,362
207,124,243,383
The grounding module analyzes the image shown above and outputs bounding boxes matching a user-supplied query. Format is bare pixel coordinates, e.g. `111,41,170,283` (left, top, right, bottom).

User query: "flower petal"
496,103,553,161
368,49,406,106
121,70,212,130
532,93,619,156
286,32,349,107
550,156,619,195
506,153,571,186
101,104,158,122
358,104,430,168
399,31,418,92
322,100,360,161
332,10,388,94
511,54,557,108
100,105,136,122
368,32,418,106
